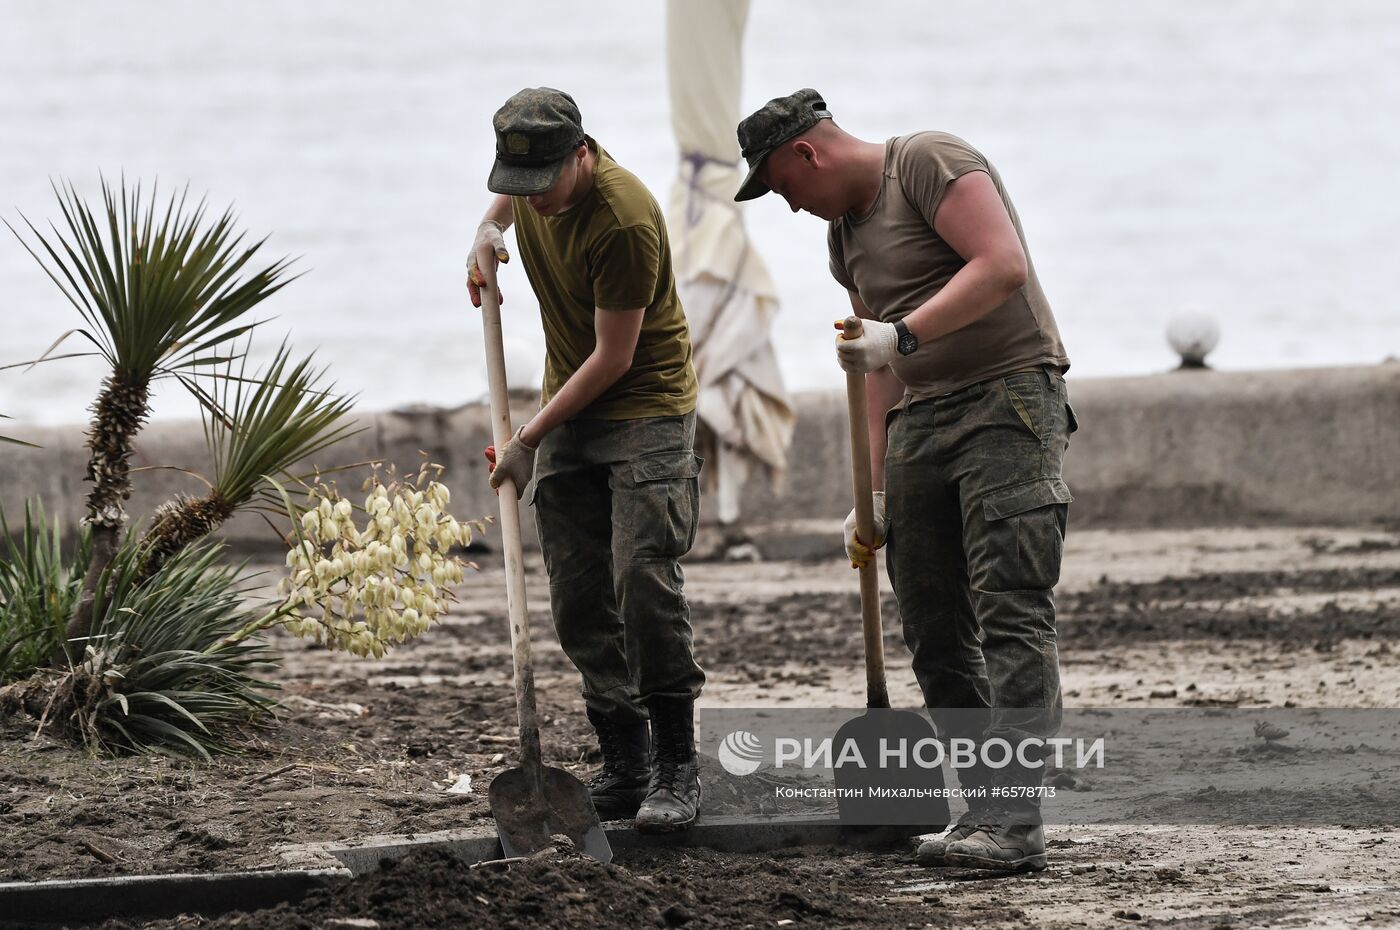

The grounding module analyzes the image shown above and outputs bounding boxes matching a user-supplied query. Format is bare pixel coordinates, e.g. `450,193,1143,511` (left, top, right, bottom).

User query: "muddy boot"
916,760,995,866
585,708,651,821
942,817,1047,873
635,696,701,834
915,808,985,866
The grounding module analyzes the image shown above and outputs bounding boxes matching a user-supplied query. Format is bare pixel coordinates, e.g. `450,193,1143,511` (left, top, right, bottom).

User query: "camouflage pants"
532,411,706,725
884,367,1077,811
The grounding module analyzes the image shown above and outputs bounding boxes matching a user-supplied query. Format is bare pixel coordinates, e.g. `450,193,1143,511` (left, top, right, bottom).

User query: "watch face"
898,333,918,356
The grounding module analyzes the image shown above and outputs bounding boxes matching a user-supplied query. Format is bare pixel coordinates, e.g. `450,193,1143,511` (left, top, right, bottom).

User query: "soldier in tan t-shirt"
468,87,704,834
735,89,1078,873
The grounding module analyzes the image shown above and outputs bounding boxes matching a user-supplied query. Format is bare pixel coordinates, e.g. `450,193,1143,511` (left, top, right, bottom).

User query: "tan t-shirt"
828,132,1069,402
512,145,698,420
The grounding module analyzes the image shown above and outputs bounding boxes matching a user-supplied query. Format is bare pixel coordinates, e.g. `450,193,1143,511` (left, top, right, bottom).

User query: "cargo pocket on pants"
629,450,703,558
979,477,1073,592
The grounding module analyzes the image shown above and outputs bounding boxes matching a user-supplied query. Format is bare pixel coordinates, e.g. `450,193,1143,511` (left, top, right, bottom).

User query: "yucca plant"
4,178,295,653
0,537,278,758
136,341,361,582
0,501,89,683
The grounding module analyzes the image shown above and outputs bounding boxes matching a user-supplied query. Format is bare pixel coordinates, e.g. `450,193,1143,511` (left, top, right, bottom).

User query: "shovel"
478,274,612,864
832,316,949,832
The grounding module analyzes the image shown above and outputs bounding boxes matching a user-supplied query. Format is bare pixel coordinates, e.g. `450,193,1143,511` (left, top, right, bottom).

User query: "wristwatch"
893,319,918,356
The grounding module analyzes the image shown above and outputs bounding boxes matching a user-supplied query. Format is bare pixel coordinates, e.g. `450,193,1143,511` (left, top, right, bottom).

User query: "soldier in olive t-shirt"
467,88,704,835
512,145,697,419
735,89,1076,873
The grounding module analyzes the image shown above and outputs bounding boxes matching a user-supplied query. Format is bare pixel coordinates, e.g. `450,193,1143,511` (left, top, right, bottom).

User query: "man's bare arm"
480,193,514,230
900,170,1028,343
519,307,644,447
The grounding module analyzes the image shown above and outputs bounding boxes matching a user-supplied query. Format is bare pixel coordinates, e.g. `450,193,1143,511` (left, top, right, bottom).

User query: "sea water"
2,0,1397,424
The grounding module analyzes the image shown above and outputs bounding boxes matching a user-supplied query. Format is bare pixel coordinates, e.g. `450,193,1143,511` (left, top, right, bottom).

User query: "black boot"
635,696,701,833
584,708,651,821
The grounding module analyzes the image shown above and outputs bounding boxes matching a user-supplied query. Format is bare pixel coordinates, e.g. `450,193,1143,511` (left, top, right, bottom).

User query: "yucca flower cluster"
277,465,481,658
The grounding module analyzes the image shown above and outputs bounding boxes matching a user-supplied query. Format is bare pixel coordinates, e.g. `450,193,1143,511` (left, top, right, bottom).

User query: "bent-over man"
734,89,1076,871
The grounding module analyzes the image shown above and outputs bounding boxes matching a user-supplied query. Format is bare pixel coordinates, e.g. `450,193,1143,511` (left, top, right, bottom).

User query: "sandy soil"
3,524,1399,928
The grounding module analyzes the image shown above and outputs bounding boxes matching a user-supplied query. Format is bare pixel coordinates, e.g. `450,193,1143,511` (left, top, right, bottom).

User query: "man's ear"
792,140,817,165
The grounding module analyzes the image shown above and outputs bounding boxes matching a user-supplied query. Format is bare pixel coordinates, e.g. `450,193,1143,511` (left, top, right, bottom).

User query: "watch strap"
893,319,918,355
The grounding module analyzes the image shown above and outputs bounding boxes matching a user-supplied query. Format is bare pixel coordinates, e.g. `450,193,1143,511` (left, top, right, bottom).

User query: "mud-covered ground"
4,524,1400,928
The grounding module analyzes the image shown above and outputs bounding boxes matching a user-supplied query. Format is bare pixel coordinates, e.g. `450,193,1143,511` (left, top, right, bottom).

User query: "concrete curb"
0,815,933,927
0,867,351,929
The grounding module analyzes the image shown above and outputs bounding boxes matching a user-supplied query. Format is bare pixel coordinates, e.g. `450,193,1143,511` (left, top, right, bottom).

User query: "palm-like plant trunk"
63,371,151,657
136,492,233,585
128,343,360,582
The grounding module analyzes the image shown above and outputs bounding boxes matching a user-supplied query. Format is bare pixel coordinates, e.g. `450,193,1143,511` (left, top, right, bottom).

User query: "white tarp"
666,0,795,525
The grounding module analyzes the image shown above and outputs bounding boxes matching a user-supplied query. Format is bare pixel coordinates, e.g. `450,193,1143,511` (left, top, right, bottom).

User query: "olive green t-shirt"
828,132,1069,402
511,145,698,420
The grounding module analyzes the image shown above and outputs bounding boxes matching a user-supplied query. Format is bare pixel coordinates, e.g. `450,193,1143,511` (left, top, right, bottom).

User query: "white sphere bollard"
1166,305,1220,369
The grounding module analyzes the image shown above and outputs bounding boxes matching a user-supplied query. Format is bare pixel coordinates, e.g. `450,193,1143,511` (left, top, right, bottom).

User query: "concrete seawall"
1058,363,1399,527
739,362,1400,530
2,364,1396,556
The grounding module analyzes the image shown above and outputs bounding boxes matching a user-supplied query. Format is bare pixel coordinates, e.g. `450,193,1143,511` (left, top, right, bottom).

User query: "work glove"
834,317,899,373
485,426,537,499
467,220,510,309
844,491,887,569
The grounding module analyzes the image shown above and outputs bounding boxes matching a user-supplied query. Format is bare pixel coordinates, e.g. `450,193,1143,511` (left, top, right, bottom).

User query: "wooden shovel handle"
480,278,543,778
842,316,891,709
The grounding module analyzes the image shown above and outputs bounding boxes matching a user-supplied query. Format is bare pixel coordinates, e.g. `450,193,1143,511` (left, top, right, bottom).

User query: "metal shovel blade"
489,765,612,863
833,707,950,834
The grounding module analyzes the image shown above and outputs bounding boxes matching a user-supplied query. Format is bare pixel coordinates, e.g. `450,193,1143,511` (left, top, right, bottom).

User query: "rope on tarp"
680,150,740,227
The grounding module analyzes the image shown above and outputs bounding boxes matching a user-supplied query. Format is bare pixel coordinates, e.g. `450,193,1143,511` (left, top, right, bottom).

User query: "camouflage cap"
488,87,586,196
733,88,833,202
